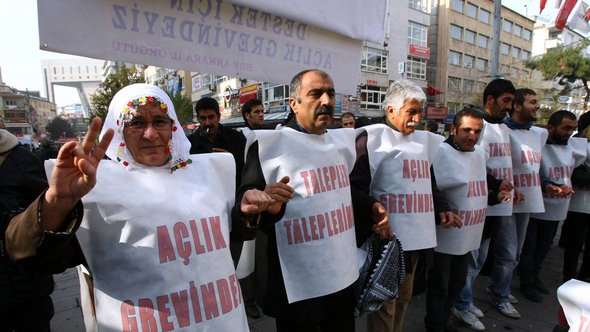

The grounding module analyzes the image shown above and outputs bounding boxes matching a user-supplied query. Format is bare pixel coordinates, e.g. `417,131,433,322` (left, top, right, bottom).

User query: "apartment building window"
449,51,462,66
521,50,531,60
479,9,490,24
448,77,461,91
476,58,488,70
361,86,387,110
512,47,520,58
501,43,510,55
466,3,477,18
451,0,464,13
408,0,428,12
264,84,290,112
406,57,427,80
477,82,487,93
465,30,476,44
503,20,513,33
523,29,532,40
464,54,475,68
477,34,489,48
362,46,388,73
450,24,463,40
409,21,428,47
448,102,461,114
514,24,522,37
464,79,475,92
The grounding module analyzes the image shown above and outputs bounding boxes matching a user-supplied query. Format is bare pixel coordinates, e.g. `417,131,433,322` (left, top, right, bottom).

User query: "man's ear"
289,97,298,113
485,95,494,108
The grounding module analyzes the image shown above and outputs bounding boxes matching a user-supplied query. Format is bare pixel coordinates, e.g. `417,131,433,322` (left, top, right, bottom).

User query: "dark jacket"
0,144,54,308
188,124,246,191
232,118,356,322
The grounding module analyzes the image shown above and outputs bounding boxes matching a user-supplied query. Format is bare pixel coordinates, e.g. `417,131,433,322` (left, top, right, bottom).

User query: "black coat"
0,144,54,308
187,124,246,191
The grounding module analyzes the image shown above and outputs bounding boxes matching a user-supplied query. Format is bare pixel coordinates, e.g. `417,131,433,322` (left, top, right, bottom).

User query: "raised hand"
42,118,113,230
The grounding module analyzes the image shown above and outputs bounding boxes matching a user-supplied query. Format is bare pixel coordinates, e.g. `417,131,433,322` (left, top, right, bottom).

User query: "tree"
90,66,145,121
526,42,590,110
165,90,193,125
46,116,75,139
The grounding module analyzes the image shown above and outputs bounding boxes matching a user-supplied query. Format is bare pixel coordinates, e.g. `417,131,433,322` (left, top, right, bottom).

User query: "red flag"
585,5,590,20
540,0,548,13
427,84,444,96
555,0,579,29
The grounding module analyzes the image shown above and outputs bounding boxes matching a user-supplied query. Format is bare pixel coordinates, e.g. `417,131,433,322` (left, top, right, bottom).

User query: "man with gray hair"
351,80,459,332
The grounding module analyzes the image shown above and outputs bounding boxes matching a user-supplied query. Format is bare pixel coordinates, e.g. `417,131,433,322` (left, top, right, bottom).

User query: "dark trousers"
425,251,470,332
562,211,590,281
275,309,355,332
518,218,559,286
0,295,54,332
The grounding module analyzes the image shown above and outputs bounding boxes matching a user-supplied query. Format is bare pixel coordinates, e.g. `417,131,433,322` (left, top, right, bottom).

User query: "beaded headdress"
100,83,192,172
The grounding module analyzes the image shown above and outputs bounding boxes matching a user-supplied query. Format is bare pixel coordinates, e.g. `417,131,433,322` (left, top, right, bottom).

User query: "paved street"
52,235,568,331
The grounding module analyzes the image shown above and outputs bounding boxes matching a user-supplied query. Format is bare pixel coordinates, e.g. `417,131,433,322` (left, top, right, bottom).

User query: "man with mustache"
233,69,390,331
350,79,459,332
188,97,246,190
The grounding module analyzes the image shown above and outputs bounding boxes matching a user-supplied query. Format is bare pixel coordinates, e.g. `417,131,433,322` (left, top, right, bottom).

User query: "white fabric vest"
256,127,359,304
363,124,444,251
567,139,590,214
432,143,489,255
478,120,514,216
509,126,548,213
48,154,249,332
531,137,587,221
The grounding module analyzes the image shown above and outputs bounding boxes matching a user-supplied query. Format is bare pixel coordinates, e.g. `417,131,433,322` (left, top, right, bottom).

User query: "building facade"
429,0,533,116
0,82,56,138
42,58,103,116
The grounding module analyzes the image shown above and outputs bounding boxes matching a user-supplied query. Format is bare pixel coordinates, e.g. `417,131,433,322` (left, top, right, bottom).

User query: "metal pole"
490,0,502,79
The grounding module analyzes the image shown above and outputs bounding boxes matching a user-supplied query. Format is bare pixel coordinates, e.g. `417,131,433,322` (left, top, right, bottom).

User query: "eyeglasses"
125,117,173,133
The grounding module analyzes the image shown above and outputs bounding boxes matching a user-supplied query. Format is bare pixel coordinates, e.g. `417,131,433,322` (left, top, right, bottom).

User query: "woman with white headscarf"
5,84,274,331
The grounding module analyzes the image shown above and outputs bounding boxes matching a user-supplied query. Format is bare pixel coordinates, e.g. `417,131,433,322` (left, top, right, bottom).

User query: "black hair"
483,79,516,105
241,99,263,122
194,97,220,116
341,112,355,119
548,110,576,126
454,106,484,128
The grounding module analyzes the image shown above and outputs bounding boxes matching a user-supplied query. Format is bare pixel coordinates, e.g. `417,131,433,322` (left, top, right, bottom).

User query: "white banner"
363,125,444,251
230,0,388,44
256,128,359,303
38,0,364,94
558,279,590,332
47,154,249,332
479,121,514,216
432,144,489,255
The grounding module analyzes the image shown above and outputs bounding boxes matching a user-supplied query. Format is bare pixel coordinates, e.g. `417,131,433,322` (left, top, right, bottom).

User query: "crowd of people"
1,69,589,332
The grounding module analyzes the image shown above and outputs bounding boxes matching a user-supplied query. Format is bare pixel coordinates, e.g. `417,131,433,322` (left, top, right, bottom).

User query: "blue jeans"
455,237,490,311
488,213,530,304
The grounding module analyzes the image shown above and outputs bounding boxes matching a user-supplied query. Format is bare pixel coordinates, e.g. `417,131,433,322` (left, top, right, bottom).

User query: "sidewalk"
51,241,566,331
